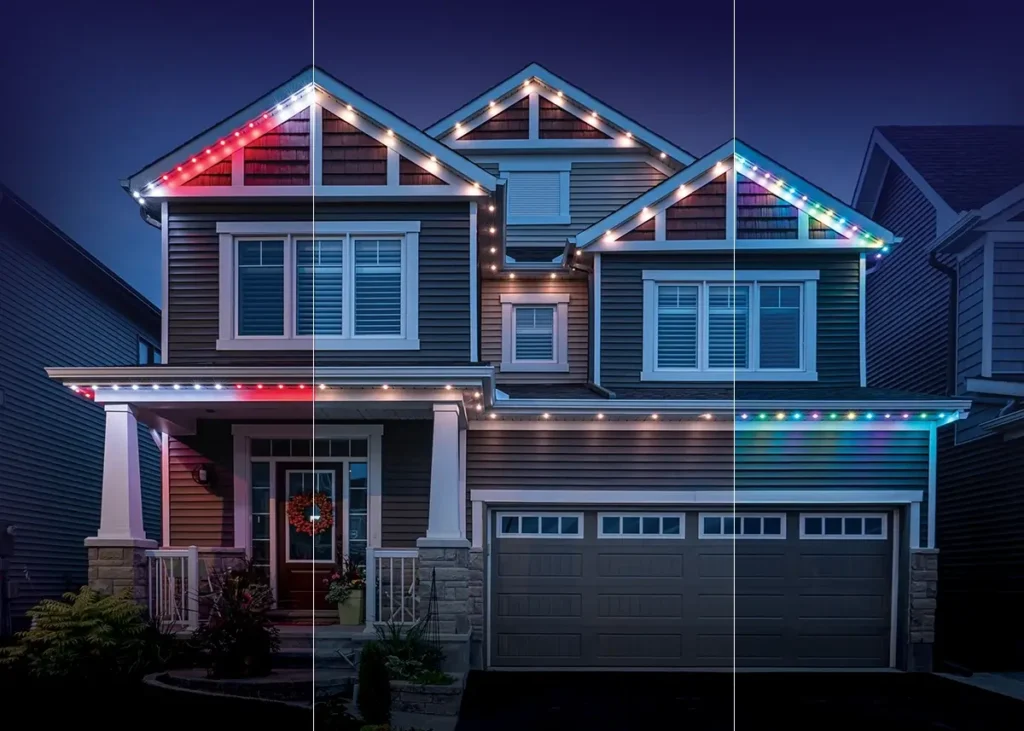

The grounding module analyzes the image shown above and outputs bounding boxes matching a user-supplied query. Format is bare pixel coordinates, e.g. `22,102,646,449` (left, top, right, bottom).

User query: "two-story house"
47,65,966,671
854,126,1024,671
0,184,161,633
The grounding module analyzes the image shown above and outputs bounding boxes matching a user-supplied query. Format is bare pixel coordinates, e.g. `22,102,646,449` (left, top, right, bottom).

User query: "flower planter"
337,588,365,625
390,674,465,717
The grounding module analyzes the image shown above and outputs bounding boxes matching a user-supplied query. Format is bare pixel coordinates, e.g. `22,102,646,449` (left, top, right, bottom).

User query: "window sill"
217,338,421,352
500,362,571,373
640,370,819,382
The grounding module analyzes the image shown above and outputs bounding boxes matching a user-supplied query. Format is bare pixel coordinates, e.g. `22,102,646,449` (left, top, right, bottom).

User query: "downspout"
928,251,958,396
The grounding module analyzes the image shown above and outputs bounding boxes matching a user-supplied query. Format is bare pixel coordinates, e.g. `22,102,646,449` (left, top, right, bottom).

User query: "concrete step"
275,648,359,671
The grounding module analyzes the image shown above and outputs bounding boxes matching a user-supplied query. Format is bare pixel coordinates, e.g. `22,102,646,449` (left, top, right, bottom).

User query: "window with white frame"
217,222,420,350
500,162,571,225
699,513,786,539
641,270,818,381
497,513,582,538
598,513,685,538
800,513,887,539
500,293,570,372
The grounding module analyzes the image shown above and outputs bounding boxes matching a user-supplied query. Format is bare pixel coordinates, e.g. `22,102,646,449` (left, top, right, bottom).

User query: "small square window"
560,516,579,535
703,516,722,535
501,516,520,534
824,517,843,535
329,439,350,457
742,517,761,535
663,517,681,535
844,517,863,535
642,517,660,535
864,517,883,536
722,516,736,535
251,439,271,457
350,439,368,457
291,439,312,457
804,517,823,535
622,517,641,535
521,516,539,534
763,517,783,535
271,439,291,457
541,516,560,534
602,516,620,535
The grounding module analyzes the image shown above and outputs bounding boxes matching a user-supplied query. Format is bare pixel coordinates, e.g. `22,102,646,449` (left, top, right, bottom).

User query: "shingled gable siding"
165,201,471,365
0,237,160,622
864,164,945,395
473,160,666,259
599,252,861,389
480,277,589,384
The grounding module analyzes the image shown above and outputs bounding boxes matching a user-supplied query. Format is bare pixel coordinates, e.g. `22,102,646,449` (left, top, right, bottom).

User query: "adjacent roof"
876,126,1024,212
501,384,953,402
0,183,160,335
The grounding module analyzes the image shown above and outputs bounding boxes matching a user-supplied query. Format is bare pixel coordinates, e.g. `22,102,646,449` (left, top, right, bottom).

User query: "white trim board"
470,489,924,505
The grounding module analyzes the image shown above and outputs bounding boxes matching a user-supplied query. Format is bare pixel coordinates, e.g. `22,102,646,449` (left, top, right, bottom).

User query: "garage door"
489,510,893,669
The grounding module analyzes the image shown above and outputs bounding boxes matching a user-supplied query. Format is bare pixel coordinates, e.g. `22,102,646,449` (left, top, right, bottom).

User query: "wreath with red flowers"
286,492,334,536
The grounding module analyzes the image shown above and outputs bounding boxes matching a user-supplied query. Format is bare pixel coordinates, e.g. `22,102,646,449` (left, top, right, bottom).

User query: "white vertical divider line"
311,5,317,706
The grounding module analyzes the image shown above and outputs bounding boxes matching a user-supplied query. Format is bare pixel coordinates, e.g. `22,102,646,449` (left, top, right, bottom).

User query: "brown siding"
736,179,798,239
166,201,471,366
618,218,655,241
461,98,529,140
538,98,610,139
481,277,589,384
809,216,846,239
183,159,232,187
322,109,387,185
168,422,234,547
666,174,726,239
244,108,310,186
399,156,444,186
381,420,432,547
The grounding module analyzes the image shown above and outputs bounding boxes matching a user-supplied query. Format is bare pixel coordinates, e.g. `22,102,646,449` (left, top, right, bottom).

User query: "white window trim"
799,513,888,540
217,222,420,351
641,269,818,382
597,512,686,539
698,512,787,539
500,293,570,373
499,160,571,225
495,512,584,539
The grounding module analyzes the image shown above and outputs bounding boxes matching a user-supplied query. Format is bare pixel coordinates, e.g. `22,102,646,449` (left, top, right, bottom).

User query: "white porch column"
94,404,150,542
418,403,468,547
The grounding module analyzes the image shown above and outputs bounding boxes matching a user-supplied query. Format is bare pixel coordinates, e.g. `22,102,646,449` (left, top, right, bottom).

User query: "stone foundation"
391,674,465,717
85,538,156,602
416,545,471,636
909,548,938,671
468,549,485,668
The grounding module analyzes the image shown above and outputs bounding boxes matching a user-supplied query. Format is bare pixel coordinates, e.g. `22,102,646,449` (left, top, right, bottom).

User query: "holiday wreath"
286,492,334,535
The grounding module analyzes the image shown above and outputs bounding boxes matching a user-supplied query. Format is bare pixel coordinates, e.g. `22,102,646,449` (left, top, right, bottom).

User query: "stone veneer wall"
417,547,471,635
468,549,485,667
87,543,151,601
909,548,938,670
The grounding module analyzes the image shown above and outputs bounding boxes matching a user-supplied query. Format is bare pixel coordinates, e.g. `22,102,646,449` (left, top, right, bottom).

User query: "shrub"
190,558,279,678
373,617,443,681
324,556,366,605
0,587,171,682
357,641,391,725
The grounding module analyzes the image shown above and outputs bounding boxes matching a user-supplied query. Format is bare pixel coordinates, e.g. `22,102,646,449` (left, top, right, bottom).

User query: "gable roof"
424,62,696,166
0,183,160,334
574,139,895,250
124,66,499,199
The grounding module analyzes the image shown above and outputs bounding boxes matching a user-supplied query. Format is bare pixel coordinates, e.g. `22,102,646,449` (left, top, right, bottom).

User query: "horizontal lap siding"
992,241,1024,374
468,428,928,493
0,237,160,623
381,420,432,547
956,246,985,389
167,422,234,547
600,253,861,388
481,278,589,383
864,164,945,394
166,202,471,365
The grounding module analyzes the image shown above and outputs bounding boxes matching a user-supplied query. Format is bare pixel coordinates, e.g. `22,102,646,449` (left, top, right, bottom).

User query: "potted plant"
325,557,366,625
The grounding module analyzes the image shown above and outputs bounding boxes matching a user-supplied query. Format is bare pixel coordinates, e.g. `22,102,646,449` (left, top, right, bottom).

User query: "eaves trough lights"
68,383,487,400
478,410,962,424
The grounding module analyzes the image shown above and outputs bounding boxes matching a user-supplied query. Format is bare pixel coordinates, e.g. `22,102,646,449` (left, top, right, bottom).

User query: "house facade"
854,126,1024,671
0,185,161,633
47,65,966,671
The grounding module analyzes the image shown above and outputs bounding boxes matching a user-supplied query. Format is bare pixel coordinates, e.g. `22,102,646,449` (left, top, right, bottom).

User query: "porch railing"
365,547,418,625
146,546,199,630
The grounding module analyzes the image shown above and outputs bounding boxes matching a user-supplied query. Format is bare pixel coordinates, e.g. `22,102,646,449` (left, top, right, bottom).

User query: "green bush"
373,617,443,680
357,641,391,725
0,587,171,682
190,558,279,678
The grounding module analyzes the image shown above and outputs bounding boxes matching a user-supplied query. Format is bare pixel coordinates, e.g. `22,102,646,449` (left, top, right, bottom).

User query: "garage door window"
598,514,685,538
700,513,786,539
800,513,886,539
497,513,582,538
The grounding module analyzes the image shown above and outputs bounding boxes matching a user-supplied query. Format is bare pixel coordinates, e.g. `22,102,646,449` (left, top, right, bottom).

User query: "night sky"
1,0,1020,305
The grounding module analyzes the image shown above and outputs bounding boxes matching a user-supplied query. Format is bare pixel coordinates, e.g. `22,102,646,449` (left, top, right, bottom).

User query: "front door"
275,463,341,611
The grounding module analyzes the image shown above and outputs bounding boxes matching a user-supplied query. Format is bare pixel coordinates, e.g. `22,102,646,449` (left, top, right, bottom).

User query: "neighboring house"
854,126,1024,671
47,65,966,671
0,184,161,632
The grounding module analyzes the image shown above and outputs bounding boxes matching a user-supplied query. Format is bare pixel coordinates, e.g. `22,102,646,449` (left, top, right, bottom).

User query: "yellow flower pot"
337,588,365,625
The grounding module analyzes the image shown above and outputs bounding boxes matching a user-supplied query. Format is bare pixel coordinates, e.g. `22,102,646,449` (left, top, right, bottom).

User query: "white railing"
365,547,418,625
146,546,199,630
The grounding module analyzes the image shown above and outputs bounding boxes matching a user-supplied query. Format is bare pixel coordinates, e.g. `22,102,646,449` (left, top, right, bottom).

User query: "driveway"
455,671,1024,730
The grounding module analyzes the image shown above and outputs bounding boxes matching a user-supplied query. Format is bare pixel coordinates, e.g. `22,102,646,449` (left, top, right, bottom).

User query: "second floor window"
641,270,818,381
218,223,420,351
500,292,570,372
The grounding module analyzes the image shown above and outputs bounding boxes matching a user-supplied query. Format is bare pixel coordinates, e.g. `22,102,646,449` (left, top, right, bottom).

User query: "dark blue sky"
1,0,1020,305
